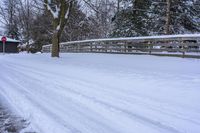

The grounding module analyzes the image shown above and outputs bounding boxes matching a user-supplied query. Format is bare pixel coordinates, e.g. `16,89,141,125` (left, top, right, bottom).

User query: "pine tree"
61,1,97,41
150,0,200,34
170,0,200,33
111,0,152,37
111,0,200,37
30,11,53,51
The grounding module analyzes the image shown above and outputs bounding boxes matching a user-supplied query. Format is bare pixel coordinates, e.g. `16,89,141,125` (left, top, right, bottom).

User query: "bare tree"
0,0,19,38
83,0,116,38
44,0,73,57
17,0,33,45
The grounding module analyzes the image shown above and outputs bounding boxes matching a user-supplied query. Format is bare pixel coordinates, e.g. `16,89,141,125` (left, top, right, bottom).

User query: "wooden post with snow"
181,40,186,58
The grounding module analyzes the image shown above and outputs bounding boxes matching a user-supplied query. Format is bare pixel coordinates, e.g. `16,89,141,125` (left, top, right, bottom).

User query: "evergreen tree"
61,1,98,41
111,0,152,37
170,0,200,33
111,0,200,37
151,0,200,34
30,11,53,51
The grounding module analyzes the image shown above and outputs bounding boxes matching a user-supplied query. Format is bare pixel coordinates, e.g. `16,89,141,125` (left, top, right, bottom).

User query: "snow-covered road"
0,53,200,133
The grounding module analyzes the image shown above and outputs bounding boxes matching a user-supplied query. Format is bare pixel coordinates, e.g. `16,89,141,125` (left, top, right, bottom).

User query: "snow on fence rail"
42,34,200,57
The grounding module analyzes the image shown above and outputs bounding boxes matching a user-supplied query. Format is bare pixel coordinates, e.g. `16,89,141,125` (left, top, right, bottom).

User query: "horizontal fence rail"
42,34,200,58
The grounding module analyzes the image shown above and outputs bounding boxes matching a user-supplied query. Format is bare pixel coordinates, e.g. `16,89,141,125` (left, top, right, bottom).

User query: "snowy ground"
0,99,28,133
0,53,200,133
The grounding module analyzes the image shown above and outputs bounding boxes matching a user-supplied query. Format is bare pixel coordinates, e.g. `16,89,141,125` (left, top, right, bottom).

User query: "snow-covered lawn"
0,53,200,133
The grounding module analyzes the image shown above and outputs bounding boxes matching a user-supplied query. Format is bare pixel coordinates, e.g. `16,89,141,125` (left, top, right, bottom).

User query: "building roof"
0,36,21,43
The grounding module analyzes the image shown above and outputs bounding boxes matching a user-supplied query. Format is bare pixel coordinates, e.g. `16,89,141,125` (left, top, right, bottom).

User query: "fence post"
124,42,127,53
105,42,108,53
149,42,152,55
77,44,80,52
95,42,97,52
181,40,185,58
90,43,92,52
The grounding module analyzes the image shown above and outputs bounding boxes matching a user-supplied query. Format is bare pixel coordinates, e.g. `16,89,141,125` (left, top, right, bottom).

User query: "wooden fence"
42,34,200,58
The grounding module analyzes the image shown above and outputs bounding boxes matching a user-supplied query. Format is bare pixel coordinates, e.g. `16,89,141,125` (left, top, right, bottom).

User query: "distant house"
0,36,20,53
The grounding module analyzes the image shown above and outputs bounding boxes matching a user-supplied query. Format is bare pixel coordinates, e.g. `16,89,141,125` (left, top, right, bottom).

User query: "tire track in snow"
5,62,200,125
4,62,196,113
1,63,189,133
0,64,122,133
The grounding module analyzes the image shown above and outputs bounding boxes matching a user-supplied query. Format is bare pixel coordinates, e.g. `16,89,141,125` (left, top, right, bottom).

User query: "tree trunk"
165,0,171,34
44,0,73,57
52,31,60,57
117,0,120,13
